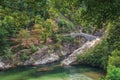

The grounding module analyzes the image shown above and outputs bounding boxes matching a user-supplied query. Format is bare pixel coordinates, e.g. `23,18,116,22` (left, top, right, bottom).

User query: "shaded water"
0,65,104,80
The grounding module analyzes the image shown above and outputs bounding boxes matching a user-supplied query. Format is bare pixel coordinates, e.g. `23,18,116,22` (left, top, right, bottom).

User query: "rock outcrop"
0,61,5,70
0,58,13,70
0,32,101,70
64,32,98,41
25,52,59,65
61,38,101,65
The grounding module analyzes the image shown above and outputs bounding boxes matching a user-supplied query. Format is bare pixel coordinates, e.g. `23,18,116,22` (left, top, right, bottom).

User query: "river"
0,64,104,80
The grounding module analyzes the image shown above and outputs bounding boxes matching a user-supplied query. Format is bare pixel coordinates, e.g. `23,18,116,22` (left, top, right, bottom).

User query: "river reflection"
0,65,104,80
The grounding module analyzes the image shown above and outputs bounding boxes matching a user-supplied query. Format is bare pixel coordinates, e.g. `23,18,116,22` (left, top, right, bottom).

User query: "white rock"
34,53,59,65
61,38,101,65
0,62,5,69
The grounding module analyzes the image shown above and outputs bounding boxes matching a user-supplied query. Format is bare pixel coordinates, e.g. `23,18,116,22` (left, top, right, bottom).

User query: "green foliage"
0,15,21,54
0,2,120,80
17,29,30,39
105,49,120,80
105,66,120,80
107,22,120,50
78,23,120,79
78,0,120,28
52,0,120,33
77,39,109,70
57,19,75,33
0,16,19,41
3,47,13,59
108,50,120,67
53,0,81,22
0,0,51,54
30,45,38,53
106,23,120,80
34,18,58,42
1,0,49,19
19,52,29,61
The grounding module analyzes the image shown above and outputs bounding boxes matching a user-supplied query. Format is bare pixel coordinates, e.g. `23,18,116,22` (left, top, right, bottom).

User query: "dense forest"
0,0,120,80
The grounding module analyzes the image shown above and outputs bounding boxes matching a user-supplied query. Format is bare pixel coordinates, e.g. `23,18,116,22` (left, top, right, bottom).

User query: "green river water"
0,65,104,80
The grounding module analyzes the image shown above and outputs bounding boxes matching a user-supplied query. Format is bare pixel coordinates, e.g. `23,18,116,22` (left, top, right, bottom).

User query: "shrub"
77,39,109,70
3,47,13,59
57,19,75,33
108,50,120,67
105,66,120,80
17,29,30,39
30,45,38,53
104,49,120,80
19,52,29,61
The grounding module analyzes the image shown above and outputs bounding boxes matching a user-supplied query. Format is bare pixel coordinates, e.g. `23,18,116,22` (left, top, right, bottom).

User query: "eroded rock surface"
61,38,101,65
0,32,101,70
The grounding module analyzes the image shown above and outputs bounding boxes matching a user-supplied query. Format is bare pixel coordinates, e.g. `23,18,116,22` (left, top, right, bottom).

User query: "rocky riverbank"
0,32,100,70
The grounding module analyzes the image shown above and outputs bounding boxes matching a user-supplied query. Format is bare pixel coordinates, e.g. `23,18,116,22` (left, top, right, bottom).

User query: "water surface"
0,65,104,80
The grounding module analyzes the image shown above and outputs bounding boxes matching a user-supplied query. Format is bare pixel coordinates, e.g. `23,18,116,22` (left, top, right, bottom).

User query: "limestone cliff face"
0,40,80,70
61,38,101,65
0,32,101,70
0,58,13,70
24,46,59,65
0,62,5,69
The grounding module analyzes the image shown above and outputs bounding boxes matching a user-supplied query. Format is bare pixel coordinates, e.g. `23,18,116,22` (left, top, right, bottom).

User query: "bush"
77,39,109,70
108,50,120,67
104,49,120,80
0,15,22,55
3,47,13,59
107,22,120,51
57,19,75,33
30,45,38,53
19,52,29,61
78,22,120,71
105,66,120,80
